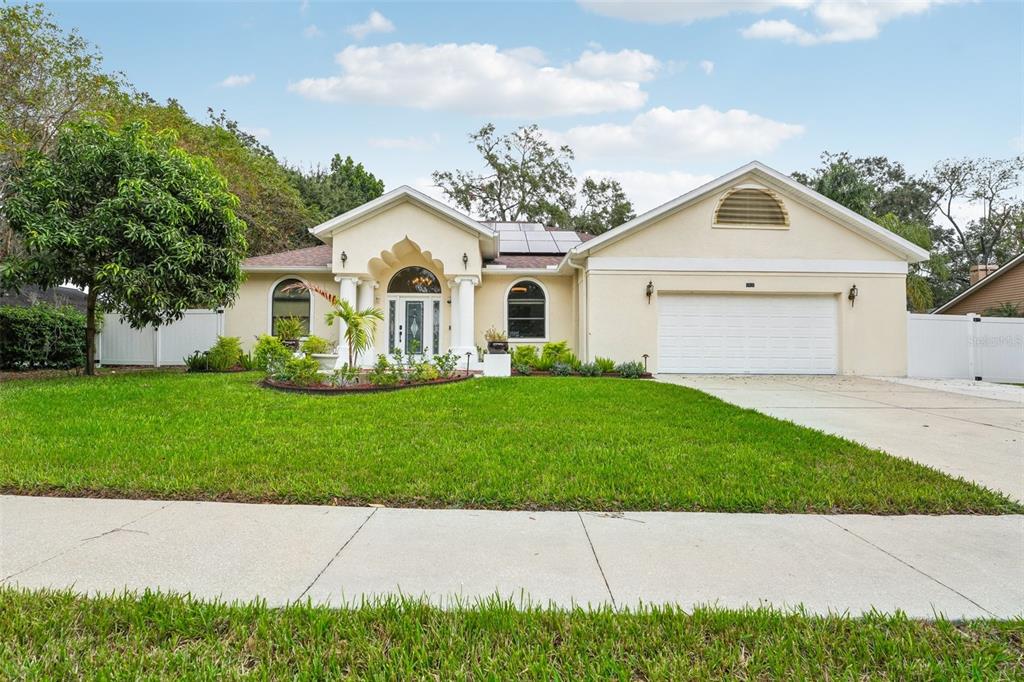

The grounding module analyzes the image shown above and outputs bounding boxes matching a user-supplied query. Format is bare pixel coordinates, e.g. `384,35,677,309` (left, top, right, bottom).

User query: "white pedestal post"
334,276,359,369
451,276,478,366
483,353,511,377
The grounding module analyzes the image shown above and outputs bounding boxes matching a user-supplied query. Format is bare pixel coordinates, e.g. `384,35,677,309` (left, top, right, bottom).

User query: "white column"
334,276,359,368
454,276,477,361
448,280,460,353
356,280,378,366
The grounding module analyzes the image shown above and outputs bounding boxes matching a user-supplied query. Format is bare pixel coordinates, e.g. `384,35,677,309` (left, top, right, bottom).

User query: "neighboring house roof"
565,161,930,263
242,244,332,272
932,252,1024,314
308,185,497,258
0,285,88,311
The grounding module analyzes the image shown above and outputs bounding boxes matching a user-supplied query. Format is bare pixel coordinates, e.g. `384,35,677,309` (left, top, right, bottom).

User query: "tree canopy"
288,154,385,223
2,118,248,372
432,124,634,235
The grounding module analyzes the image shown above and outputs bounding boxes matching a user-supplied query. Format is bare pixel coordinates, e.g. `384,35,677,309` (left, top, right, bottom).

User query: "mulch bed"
511,371,653,379
261,373,474,394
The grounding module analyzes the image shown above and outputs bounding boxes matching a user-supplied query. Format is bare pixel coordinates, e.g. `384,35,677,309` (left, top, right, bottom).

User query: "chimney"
969,263,999,285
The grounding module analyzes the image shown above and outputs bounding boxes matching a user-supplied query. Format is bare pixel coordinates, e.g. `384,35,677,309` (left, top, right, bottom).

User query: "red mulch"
262,373,474,394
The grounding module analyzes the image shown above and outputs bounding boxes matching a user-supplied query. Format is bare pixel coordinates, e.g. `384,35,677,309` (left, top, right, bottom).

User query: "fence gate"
907,313,1024,383
98,310,223,367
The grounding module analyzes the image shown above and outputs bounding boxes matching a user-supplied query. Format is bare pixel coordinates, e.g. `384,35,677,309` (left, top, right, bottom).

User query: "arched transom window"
388,266,441,294
271,278,310,335
507,280,546,340
714,188,789,227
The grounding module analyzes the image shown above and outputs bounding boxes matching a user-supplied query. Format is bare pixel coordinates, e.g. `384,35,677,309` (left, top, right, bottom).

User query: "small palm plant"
283,282,384,367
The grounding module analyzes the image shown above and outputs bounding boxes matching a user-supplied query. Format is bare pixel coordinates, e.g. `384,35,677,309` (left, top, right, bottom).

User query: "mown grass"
0,371,1018,513
1,588,1021,680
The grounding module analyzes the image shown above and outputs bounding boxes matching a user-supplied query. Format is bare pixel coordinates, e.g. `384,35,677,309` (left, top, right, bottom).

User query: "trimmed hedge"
0,304,86,370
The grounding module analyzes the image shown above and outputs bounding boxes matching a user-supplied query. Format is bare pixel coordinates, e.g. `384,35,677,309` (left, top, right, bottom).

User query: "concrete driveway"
657,375,1023,501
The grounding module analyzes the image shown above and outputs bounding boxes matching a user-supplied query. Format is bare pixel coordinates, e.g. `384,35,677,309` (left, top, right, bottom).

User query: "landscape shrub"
183,350,209,373
615,361,645,379
511,344,539,368
369,355,401,387
512,361,532,375
549,362,574,376
205,336,243,372
329,364,360,387
594,356,616,374
432,351,459,378
0,303,86,370
278,354,321,386
274,316,304,345
411,361,440,383
578,362,602,377
253,335,292,373
300,335,331,355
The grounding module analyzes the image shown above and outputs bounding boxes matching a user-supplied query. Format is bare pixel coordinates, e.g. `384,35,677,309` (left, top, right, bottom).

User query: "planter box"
311,353,338,372
483,353,512,377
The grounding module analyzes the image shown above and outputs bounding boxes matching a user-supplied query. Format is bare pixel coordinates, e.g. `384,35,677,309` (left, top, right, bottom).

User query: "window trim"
504,277,549,342
712,185,790,230
267,275,315,337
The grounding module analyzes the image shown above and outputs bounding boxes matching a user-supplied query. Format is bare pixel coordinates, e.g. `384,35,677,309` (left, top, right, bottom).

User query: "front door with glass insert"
388,296,441,358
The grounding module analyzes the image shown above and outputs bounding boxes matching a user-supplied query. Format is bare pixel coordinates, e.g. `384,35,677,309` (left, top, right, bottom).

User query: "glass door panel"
404,300,424,355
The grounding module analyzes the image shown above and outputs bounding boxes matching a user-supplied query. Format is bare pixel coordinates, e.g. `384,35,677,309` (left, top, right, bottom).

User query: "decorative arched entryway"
386,266,442,357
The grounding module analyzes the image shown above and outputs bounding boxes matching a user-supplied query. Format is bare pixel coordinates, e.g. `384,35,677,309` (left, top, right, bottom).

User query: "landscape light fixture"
848,284,859,307
645,281,654,303
642,353,649,372
465,351,473,375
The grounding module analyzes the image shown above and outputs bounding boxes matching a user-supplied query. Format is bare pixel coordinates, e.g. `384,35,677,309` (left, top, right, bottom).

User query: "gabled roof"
566,161,930,263
308,185,497,257
242,244,332,272
932,252,1024,314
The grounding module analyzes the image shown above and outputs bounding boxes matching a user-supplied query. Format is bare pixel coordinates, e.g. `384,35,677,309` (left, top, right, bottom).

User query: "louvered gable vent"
714,188,788,227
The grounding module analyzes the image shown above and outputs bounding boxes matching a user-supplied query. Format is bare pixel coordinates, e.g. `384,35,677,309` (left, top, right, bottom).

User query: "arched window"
714,188,789,227
271,278,310,335
507,280,546,340
388,266,441,294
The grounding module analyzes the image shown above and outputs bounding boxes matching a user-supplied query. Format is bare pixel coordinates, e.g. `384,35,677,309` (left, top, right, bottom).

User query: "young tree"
2,118,247,374
0,2,126,258
289,154,385,223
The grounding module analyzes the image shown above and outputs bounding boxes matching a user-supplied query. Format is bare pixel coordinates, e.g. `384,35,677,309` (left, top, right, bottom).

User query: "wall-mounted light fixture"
340,251,348,268
645,281,654,304
462,252,469,269
848,283,859,307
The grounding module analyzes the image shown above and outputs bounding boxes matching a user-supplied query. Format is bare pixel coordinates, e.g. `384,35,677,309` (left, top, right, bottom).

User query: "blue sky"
49,0,1023,212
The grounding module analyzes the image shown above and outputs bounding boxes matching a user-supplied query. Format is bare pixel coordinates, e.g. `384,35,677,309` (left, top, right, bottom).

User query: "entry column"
356,279,378,366
453,275,478,363
334,276,359,368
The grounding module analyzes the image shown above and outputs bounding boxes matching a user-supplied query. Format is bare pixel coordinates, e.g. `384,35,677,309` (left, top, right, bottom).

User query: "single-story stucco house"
225,161,928,375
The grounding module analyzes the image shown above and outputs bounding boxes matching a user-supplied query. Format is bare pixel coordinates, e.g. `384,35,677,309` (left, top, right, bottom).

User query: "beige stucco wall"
224,272,339,350
585,272,908,375
595,190,900,261
475,274,577,352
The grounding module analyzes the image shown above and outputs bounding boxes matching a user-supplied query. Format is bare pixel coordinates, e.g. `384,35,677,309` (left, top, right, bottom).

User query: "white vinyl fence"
907,313,1024,383
98,309,223,366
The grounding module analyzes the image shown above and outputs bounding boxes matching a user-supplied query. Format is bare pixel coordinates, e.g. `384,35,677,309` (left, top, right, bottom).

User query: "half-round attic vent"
714,188,789,227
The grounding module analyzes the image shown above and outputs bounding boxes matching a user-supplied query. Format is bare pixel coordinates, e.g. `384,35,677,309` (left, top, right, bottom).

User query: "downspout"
566,255,588,361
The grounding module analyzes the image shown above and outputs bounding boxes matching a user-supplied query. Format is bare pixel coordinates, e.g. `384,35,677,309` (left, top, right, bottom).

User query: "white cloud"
571,49,661,82
289,43,653,116
699,59,714,75
579,1,812,24
368,133,440,151
345,10,395,40
743,1,960,45
219,74,255,88
582,0,960,45
303,24,322,38
583,169,715,212
551,105,804,159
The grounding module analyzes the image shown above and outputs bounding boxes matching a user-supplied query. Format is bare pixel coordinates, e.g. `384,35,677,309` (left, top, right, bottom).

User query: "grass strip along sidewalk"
0,588,1021,679
1,371,1019,513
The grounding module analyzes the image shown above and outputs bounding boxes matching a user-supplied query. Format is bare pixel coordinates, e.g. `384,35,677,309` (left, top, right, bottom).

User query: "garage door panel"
658,294,838,374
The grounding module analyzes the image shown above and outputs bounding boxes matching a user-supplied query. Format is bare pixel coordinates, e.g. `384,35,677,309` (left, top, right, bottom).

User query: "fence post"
965,313,980,381
154,326,162,368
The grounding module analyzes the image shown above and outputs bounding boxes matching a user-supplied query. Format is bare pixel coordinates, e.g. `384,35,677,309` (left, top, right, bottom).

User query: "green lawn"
0,371,1017,513
1,589,1021,679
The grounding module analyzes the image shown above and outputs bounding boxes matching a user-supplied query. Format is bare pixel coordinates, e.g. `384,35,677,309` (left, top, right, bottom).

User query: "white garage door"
658,294,838,374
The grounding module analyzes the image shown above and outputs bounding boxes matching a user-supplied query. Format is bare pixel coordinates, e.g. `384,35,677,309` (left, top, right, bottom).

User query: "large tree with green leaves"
289,154,385,223
2,118,247,373
0,1,125,258
432,123,634,234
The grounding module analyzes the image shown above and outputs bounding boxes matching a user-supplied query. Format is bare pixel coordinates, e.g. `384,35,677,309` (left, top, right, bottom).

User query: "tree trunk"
84,288,97,376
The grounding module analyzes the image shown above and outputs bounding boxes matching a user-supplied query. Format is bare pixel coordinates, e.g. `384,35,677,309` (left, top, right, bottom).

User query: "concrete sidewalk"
2,496,1021,619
